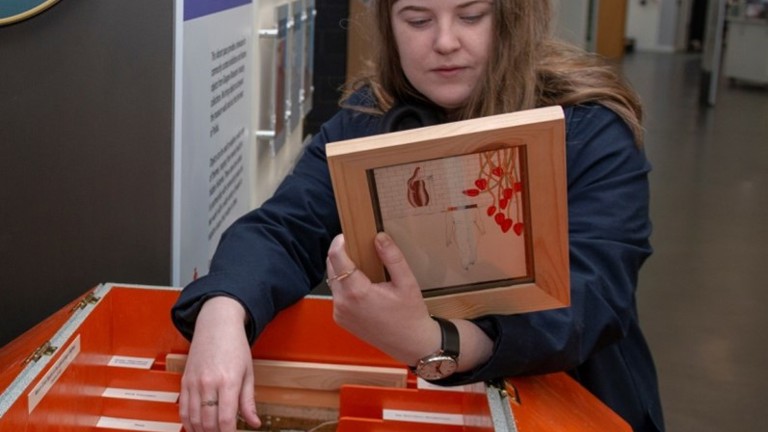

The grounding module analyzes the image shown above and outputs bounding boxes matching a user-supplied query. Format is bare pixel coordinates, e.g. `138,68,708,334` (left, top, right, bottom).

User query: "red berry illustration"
463,148,524,235
501,219,513,233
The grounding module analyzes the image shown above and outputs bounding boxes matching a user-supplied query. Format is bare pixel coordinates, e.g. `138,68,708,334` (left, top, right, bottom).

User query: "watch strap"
432,316,459,359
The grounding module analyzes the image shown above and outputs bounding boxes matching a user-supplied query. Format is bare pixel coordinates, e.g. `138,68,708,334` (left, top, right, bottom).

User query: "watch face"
416,355,458,380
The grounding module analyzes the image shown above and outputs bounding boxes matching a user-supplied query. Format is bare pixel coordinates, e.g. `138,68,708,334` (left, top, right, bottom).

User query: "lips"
434,65,463,71
432,66,465,77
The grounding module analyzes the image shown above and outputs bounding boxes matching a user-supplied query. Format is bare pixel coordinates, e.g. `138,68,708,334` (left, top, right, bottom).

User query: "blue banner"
184,0,251,21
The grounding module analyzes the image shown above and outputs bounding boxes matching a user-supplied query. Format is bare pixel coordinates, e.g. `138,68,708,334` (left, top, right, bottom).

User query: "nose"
434,21,461,54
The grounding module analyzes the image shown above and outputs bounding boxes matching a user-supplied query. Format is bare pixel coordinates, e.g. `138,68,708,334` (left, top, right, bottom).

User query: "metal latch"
23,341,58,365
504,381,522,405
71,291,100,312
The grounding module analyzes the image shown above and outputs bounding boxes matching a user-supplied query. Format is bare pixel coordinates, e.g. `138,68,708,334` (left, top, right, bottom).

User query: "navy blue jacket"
172,99,664,431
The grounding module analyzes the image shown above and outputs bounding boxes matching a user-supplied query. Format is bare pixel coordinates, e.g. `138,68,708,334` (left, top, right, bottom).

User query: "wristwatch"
410,316,460,380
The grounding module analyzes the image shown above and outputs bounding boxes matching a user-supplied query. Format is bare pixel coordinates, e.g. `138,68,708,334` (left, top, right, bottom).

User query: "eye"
406,17,431,28
460,12,487,24
397,8,434,29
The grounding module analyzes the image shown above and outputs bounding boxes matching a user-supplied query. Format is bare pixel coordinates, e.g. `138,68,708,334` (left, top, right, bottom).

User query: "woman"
172,1,665,431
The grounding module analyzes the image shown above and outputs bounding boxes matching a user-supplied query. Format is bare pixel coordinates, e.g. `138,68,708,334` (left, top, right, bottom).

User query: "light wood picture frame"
327,106,569,319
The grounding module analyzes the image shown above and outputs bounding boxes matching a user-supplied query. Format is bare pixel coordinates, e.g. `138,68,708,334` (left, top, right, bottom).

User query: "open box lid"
0,283,193,420
0,283,112,418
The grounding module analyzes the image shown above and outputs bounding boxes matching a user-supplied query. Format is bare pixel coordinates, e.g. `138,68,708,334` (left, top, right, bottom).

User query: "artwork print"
290,0,304,132
302,0,316,116
271,4,290,155
371,146,531,294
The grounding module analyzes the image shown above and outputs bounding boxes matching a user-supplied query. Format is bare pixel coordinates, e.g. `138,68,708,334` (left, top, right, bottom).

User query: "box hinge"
23,341,58,365
70,291,101,312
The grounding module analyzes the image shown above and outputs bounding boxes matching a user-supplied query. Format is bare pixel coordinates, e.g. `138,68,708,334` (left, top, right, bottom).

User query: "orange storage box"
0,283,629,431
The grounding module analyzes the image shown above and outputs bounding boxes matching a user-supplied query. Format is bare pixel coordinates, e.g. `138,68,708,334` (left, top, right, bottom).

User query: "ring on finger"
201,399,218,407
326,267,357,285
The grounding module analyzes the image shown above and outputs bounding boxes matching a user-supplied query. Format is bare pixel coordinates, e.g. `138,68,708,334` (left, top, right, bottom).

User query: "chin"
428,96,466,111
424,91,471,111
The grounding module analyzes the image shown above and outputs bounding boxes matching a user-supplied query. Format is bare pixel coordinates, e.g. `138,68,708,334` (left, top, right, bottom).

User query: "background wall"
626,0,686,52
0,2,174,347
627,1,663,50
551,0,592,50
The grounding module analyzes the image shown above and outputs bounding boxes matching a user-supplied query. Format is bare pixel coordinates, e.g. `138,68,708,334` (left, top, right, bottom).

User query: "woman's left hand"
326,232,441,366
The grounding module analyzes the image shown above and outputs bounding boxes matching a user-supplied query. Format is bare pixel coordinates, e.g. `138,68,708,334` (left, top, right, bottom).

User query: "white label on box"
383,409,464,425
96,416,182,432
28,335,81,413
102,387,179,403
107,355,155,369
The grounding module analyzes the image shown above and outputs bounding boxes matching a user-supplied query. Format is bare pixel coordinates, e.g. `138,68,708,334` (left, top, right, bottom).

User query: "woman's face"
391,0,493,110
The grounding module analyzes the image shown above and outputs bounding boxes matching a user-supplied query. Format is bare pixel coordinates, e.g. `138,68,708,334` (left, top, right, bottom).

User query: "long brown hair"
343,0,644,145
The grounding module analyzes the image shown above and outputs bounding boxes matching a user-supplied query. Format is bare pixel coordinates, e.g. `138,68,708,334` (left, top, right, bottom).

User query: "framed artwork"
290,0,304,133
302,0,316,117
327,106,569,318
268,4,290,155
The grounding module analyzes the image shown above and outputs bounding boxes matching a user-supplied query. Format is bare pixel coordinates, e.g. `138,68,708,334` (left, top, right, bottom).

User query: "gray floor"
621,52,768,431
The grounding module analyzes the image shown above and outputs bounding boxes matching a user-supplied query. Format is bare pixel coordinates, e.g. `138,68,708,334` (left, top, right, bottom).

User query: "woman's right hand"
178,296,261,432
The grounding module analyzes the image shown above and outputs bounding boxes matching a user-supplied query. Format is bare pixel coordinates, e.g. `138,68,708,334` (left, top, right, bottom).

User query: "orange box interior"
0,284,630,431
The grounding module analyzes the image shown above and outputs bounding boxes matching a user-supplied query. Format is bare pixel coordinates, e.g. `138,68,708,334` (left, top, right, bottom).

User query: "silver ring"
326,267,357,285
201,399,218,407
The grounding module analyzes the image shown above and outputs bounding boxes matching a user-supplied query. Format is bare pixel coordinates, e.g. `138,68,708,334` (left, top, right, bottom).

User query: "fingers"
180,380,245,432
199,396,220,432
178,378,200,428
326,266,357,284
238,363,261,428
180,378,222,432
216,386,239,431
179,386,200,432
180,373,260,432
373,232,417,289
327,232,419,292
326,234,363,289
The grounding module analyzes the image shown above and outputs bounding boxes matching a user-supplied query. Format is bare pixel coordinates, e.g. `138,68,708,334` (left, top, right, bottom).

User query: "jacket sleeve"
171,108,379,344
439,104,653,385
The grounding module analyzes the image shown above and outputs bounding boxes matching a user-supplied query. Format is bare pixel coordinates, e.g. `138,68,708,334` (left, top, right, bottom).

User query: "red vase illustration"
407,167,430,208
